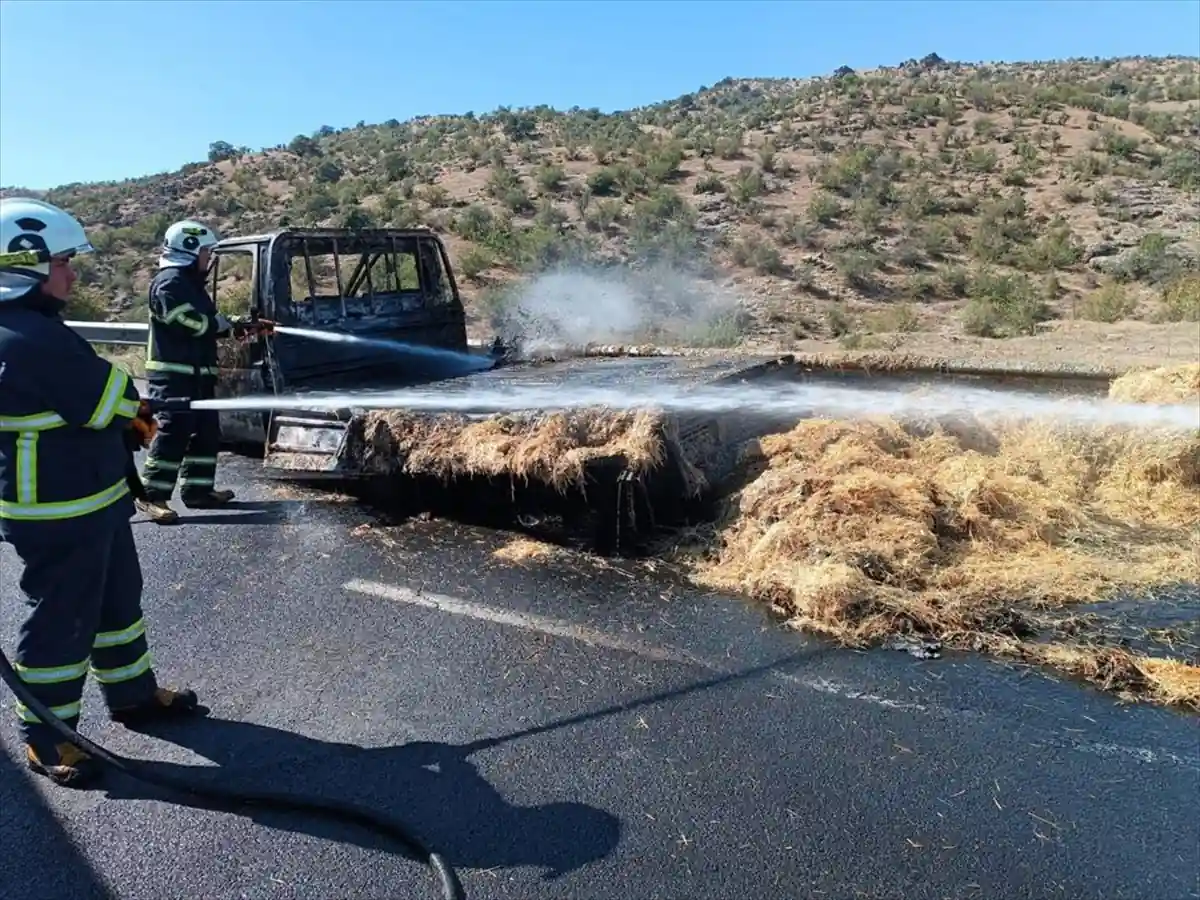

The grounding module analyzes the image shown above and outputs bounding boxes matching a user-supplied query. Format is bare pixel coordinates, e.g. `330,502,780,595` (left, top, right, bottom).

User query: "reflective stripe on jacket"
0,299,140,531
145,265,228,378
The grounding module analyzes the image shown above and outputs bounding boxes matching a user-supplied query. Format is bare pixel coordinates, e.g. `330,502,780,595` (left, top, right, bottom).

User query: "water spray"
188,380,1200,433
273,325,495,374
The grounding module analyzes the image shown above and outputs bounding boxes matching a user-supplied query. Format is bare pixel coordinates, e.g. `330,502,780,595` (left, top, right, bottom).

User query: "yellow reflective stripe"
0,476,129,521
85,366,130,429
147,313,217,372
160,302,210,336
0,412,66,431
16,699,82,724
14,658,89,684
181,315,210,337
116,397,140,419
15,432,36,503
162,303,197,325
90,651,152,685
184,456,218,465
93,618,146,649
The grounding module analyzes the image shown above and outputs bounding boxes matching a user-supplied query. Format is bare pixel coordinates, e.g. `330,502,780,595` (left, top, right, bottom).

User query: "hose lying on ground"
0,645,465,900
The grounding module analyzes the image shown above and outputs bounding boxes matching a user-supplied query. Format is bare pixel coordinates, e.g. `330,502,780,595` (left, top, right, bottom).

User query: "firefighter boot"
110,687,202,728
26,742,103,788
136,498,180,524
182,489,235,510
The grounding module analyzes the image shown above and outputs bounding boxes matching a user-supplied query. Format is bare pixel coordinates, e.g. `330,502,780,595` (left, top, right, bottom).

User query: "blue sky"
1,0,1197,189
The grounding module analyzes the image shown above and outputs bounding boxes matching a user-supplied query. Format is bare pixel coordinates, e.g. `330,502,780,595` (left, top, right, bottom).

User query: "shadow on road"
96,650,817,885
101,718,621,883
0,748,112,900
130,499,315,527
462,649,824,754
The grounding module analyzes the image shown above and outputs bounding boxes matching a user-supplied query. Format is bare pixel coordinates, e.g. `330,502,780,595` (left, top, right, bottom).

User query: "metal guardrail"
66,320,148,346
67,319,493,349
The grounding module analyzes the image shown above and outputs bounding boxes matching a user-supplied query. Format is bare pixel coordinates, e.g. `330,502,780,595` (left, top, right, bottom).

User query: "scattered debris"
492,538,563,565
883,635,943,660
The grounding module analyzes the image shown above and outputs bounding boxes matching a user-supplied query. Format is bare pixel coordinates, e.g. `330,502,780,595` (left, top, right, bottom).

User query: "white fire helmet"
159,219,220,270
0,197,94,302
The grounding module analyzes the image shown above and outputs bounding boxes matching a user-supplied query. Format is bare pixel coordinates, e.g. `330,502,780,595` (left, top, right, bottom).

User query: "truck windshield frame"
269,232,453,320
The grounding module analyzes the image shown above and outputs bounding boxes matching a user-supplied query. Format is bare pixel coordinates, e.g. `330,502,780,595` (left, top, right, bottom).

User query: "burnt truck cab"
208,227,489,467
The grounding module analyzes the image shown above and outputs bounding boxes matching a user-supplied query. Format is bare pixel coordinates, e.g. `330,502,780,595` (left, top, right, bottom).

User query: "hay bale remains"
685,363,1200,709
343,407,707,497
786,350,1126,378
1108,362,1200,405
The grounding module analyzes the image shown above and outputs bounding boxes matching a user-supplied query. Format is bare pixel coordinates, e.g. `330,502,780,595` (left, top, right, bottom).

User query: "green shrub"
645,142,685,182
1021,220,1084,271
867,303,921,333
731,234,786,275
1110,233,1187,285
807,191,842,225
1080,283,1137,323
730,166,767,204
1161,148,1200,190
458,246,493,280
586,167,620,196
536,164,566,194
836,250,881,293
1159,273,1200,322
962,270,1051,337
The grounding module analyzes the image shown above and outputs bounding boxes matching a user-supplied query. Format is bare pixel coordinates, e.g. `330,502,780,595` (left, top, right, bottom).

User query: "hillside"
5,53,1200,368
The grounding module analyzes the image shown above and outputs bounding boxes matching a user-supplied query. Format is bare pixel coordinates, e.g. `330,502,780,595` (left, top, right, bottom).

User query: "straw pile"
688,363,1200,709
346,408,675,494
1107,362,1200,405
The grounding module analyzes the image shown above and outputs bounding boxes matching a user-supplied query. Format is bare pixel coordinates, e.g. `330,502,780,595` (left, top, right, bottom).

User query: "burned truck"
204,226,800,552
209,227,481,451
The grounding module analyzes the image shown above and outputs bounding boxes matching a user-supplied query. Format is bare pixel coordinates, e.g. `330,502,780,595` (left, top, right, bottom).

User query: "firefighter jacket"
0,291,141,539
145,264,230,379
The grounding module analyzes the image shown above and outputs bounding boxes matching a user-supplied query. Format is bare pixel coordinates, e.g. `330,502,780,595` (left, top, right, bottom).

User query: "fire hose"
2,400,465,900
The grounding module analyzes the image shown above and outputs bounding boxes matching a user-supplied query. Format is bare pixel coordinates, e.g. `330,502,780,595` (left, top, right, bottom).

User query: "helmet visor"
56,240,95,259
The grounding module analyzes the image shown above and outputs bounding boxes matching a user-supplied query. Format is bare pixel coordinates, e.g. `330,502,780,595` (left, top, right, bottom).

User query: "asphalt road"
2,455,1198,900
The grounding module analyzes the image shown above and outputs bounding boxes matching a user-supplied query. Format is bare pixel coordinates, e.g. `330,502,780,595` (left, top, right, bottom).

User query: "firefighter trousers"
141,374,221,503
10,516,159,749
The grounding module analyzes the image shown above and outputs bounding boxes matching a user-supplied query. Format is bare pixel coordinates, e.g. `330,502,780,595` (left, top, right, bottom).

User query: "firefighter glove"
129,399,158,448
228,316,275,340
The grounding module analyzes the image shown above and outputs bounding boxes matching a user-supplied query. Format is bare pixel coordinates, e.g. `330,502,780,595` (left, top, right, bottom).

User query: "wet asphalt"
1,455,1198,900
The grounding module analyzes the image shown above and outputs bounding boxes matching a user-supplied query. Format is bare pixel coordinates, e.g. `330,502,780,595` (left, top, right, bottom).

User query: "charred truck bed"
268,353,796,555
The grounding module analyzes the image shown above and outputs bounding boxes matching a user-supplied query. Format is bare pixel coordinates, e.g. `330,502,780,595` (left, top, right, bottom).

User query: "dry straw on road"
689,363,1200,709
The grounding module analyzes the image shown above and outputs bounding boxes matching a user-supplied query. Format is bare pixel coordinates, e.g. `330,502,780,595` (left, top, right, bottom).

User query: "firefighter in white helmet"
137,219,270,524
0,198,201,787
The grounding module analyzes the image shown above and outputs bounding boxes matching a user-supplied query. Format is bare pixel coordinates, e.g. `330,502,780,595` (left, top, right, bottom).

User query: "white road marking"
346,578,931,717
343,579,712,669
778,673,928,712
1077,741,1200,770
342,579,1199,770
